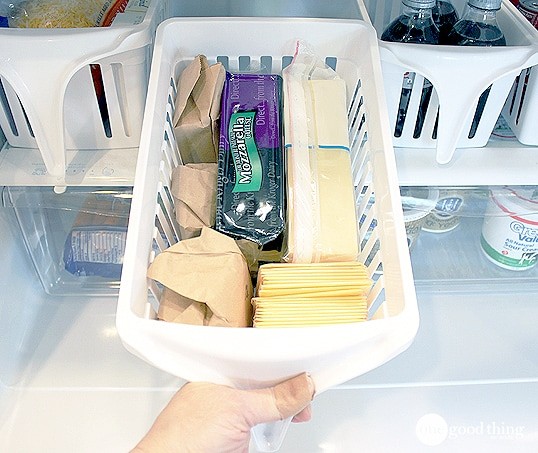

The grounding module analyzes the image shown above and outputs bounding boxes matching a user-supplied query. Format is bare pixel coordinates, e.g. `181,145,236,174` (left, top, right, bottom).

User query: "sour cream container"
481,186,538,271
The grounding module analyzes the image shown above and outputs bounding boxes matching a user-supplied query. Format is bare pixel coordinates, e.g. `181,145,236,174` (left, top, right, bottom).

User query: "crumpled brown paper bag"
173,55,225,164
147,227,253,327
171,163,218,239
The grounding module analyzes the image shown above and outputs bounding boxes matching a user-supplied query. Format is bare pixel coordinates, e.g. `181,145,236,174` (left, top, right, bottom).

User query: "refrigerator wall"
0,1,537,452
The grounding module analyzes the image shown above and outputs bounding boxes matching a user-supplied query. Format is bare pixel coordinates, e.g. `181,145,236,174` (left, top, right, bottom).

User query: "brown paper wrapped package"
147,227,253,327
173,55,225,163
171,163,218,240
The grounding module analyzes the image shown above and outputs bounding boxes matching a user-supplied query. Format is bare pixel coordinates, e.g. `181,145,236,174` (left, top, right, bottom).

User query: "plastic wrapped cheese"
283,45,359,263
215,72,285,246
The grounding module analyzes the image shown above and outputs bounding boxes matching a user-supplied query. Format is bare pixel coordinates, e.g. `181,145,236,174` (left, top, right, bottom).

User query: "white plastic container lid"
491,186,538,215
400,187,440,222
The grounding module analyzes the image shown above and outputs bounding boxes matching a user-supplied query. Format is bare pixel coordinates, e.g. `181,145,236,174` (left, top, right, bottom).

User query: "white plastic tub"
481,186,538,271
0,0,170,182
116,17,417,449
360,0,538,163
117,14,417,393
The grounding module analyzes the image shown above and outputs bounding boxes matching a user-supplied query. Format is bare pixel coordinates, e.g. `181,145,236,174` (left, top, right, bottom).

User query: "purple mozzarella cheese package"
216,72,285,245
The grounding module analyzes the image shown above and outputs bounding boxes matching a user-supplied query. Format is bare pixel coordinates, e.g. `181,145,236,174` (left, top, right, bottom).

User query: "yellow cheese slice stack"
252,262,372,328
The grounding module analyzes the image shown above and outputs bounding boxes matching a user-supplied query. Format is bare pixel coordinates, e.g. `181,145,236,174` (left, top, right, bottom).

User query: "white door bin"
360,0,538,163
0,0,170,183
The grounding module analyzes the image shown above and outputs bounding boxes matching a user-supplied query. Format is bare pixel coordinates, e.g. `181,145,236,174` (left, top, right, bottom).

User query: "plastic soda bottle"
433,1,459,40
381,0,440,43
444,0,506,46
381,0,439,138
517,0,538,28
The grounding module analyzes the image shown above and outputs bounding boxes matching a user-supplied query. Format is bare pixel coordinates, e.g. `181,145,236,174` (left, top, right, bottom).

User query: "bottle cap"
402,0,436,9
468,0,502,10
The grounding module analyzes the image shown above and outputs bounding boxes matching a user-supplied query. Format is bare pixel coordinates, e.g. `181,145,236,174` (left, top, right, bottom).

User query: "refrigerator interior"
1,189,538,452
1,1,538,452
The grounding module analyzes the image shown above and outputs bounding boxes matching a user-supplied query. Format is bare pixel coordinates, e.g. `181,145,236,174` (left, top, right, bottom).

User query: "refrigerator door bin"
359,0,538,163
2,185,132,296
117,17,417,395
0,0,171,181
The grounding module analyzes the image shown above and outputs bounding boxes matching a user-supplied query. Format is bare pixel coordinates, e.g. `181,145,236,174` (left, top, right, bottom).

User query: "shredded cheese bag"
10,0,128,28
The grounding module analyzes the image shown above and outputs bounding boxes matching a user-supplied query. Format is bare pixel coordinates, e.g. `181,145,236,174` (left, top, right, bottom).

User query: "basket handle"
1,61,68,180
251,417,292,452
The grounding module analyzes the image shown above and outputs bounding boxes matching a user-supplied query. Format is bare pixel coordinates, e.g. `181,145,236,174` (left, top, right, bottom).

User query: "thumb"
241,373,315,427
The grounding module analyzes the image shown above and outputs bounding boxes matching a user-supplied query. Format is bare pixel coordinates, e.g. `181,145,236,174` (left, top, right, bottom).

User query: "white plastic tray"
117,14,417,416
0,0,169,182
360,0,538,163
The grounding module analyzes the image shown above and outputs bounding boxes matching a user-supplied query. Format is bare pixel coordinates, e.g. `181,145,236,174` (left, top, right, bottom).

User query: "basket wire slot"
155,183,178,246
0,78,19,138
153,223,168,255
508,70,523,116
111,62,132,138
0,77,36,141
413,78,434,139
367,270,384,310
259,56,272,74
148,276,162,318
515,68,532,125
468,87,492,139
216,56,229,69
90,64,112,138
238,56,251,71
281,56,293,70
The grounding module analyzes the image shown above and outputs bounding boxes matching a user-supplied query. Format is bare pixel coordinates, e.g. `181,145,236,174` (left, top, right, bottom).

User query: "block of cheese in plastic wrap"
283,56,359,263
215,72,285,246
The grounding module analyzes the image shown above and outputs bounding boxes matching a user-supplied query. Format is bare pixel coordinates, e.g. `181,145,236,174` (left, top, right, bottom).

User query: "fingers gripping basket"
117,18,418,396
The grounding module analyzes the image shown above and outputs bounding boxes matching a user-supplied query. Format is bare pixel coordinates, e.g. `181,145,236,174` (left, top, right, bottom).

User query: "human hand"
132,372,315,453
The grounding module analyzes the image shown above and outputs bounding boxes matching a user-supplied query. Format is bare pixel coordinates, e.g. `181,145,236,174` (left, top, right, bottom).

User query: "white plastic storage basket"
117,17,417,396
502,12,538,147
361,0,538,163
0,0,170,180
